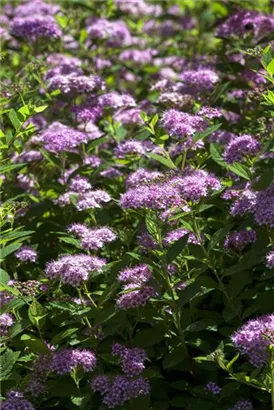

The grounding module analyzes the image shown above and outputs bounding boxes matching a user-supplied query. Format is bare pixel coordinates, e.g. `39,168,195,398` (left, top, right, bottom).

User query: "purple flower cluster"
45,254,106,287
180,68,219,91
92,374,150,409
116,264,155,309
224,229,257,251
2,390,35,410
86,18,131,47
115,0,162,17
55,176,111,211
15,246,37,263
0,313,14,336
48,74,105,96
119,49,157,64
161,109,207,139
170,169,221,202
216,9,274,41
11,15,62,41
14,0,60,17
40,122,89,153
223,135,260,164
120,183,183,210
229,400,253,410
112,343,147,376
231,184,274,227
51,348,97,374
91,343,149,408
204,381,221,395
231,314,274,367
265,249,274,269
126,168,163,187
68,224,116,250
163,228,200,246
98,92,136,110
137,231,158,253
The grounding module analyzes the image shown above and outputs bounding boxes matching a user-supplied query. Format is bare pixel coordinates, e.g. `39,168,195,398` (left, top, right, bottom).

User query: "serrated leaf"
59,236,81,248
0,349,21,381
21,334,50,354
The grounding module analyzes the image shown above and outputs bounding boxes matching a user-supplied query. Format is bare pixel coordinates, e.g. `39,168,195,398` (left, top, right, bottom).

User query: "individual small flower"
45,254,106,287
229,400,253,410
2,390,35,410
265,249,274,269
161,109,207,139
15,246,37,263
224,229,256,251
11,15,62,41
231,314,274,367
205,381,221,395
223,135,260,164
51,348,96,374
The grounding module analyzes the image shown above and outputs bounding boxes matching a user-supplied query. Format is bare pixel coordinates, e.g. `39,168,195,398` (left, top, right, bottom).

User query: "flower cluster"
231,314,274,367
116,264,156,309
15,246,37,262
68,224,116,250
2,390,35,410
91,343,149,408
224,229,257,251
45,254,106,287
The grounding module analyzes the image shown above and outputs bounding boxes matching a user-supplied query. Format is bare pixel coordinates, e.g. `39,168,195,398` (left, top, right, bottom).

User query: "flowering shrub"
1,0,274,409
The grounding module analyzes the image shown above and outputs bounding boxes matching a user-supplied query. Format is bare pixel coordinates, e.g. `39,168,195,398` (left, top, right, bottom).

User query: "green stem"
192,218,241,321
77,288,92,329
271,351,274,410
181,149,188,170
83,283,98,310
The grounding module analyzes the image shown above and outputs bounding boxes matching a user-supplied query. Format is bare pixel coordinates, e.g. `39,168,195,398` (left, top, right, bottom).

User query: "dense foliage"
1,1,274,409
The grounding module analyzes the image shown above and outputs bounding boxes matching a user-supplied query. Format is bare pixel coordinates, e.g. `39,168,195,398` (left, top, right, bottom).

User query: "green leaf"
210,144,250,180
0,349,21,381
33,105,48,113
148,153,176,169
150,113,159,127
193,123,222,142
0,242,23,260
227,163,251,180
52,328,78,345
207,224,233,251
0,163,27,174
28,299,47,328
253,167,274,190
185,319,215,332
178,282,202,307
1,297,29,314
8,109,21,131
163,346,186,369
266,58,274,76
21,334,50,354
59,236,81,248
166,234,189,264
133,325,166,347
0,268,9,285
6,319,30,340
1,230,34,243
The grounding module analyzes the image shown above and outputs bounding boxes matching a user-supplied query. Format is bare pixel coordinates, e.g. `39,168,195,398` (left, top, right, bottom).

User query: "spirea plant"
1,0,274,409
